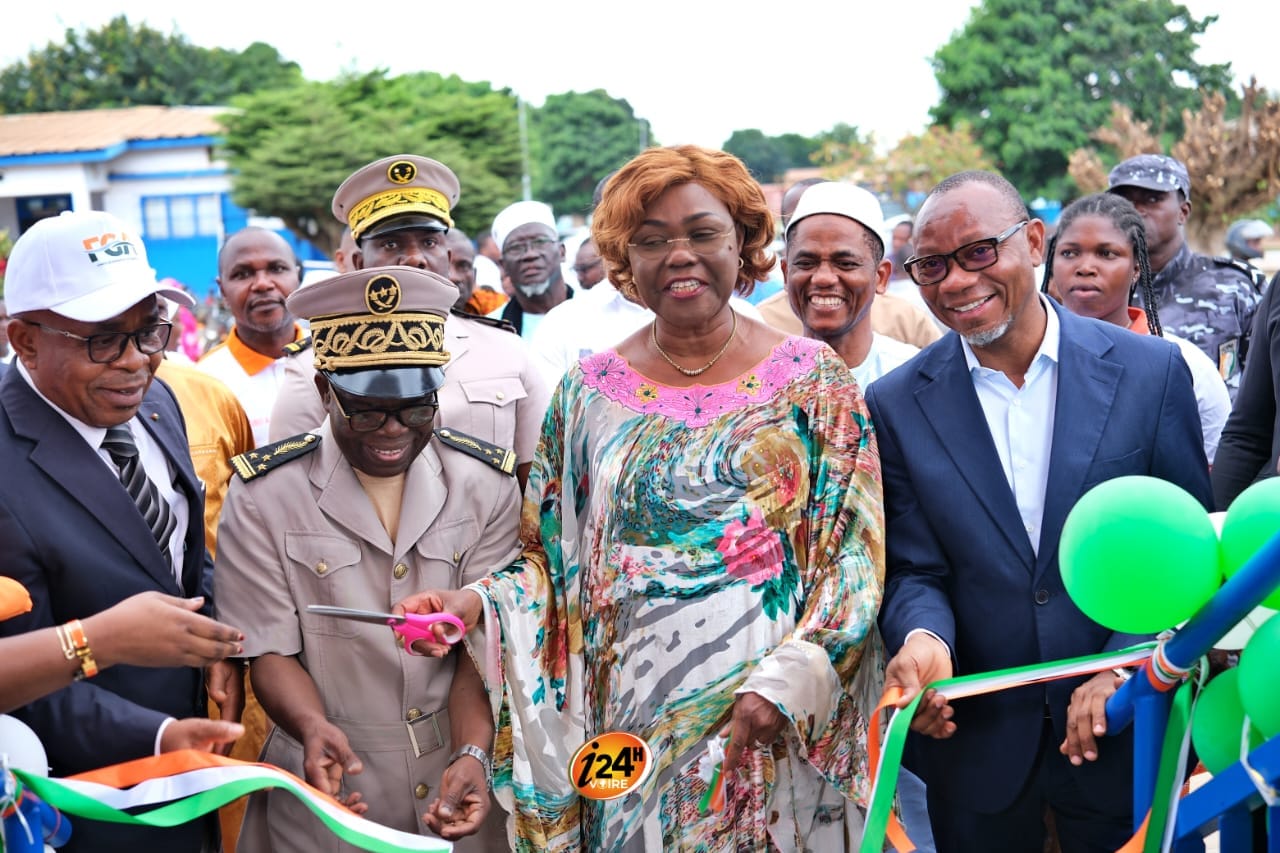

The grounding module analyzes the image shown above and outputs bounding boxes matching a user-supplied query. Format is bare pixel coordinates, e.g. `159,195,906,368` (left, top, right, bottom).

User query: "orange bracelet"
62,618,98,681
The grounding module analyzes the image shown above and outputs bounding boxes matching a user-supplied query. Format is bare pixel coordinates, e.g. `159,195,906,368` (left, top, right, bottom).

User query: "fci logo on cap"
81,232,139,264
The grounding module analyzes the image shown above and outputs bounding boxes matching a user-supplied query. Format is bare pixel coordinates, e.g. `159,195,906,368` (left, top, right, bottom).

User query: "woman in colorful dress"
402,145,885,851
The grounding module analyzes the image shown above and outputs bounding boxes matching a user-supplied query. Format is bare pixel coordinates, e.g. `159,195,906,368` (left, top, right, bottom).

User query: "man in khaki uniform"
269,154,549,489
216,266,520,852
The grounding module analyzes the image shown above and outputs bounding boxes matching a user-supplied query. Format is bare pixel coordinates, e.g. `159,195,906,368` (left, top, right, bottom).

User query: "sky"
4,1,1277,153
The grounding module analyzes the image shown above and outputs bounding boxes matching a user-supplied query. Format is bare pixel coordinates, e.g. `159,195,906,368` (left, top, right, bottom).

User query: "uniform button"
315,561,329,575
496,391,506,401
414,783,429,799
453,551,461,563
406,708,422,721
393,562,409,580
1035,589,1050,605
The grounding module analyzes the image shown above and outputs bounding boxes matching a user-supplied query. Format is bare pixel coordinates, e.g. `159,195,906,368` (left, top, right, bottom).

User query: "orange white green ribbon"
10,750,452,852
861,642,1159,853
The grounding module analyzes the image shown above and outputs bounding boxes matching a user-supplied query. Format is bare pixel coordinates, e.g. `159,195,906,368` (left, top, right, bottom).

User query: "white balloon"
0,714,49,777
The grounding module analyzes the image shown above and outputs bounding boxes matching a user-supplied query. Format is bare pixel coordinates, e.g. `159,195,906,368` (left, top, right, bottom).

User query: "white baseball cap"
491,200,557,252
784,182,887,255
5,210,195,323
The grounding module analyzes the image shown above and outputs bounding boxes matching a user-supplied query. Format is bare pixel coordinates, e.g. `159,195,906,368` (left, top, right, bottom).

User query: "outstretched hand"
424,754,490,839
90,593,243,669
393,589,483,658
302,719,367,815
719,691,787,776
885,633,956,739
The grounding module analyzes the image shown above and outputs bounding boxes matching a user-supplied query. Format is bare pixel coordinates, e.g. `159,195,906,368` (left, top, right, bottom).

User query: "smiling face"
627,182,742,327
10,298,163,427
783,213,889,348
319,375,434,478
913,181,1045,351
1054,214,1138,328
217,229,300,335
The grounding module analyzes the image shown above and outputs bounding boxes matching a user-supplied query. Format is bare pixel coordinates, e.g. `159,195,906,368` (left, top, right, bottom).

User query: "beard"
515,275,555,297
963,316,1012,348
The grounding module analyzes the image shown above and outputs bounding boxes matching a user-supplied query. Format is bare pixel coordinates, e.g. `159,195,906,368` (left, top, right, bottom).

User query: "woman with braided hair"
1046,192,1230,463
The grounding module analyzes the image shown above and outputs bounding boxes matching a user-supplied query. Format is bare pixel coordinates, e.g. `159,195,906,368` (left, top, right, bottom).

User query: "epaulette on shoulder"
450,308,517,335
231,433,321,481
1210,256,1268,292
282,336,313,357
435,427,517,477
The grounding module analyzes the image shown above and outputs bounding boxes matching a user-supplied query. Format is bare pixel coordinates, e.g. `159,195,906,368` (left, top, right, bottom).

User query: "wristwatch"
448,743,493,790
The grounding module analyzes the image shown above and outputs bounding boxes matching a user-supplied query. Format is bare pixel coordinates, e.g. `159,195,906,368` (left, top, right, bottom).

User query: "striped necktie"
101,425,178,566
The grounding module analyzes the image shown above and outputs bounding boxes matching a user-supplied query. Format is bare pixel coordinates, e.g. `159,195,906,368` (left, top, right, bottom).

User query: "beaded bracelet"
55,619,99,681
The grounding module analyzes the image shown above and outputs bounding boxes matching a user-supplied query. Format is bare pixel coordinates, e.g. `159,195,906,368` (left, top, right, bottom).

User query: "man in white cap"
0,210,244,851
492,200,572,337
784,182,920,390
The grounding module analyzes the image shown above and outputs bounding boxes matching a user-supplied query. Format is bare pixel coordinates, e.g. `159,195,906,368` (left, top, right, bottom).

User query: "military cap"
1108,154,1191,201
284,265,456,399
332,155,461,242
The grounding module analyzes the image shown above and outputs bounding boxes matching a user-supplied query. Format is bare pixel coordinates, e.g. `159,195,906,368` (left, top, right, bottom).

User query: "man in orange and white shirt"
198,228,305,445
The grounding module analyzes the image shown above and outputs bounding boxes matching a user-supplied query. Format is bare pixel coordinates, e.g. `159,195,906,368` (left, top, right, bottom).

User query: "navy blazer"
865,300,1212,815
0,368,213,850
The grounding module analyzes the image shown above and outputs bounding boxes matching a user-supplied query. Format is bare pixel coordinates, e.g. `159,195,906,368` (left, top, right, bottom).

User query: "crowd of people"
0,143,1276,853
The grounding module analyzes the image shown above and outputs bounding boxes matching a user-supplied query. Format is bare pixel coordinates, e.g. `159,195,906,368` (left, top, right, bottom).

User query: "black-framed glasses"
627,227,735,260
331,392,438,433
904,220,1029,287
501,237,558,259
30,320,172,363
571,259,603,276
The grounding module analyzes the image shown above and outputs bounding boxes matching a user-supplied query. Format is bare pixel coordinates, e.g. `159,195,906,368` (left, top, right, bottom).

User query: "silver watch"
448,743,493,790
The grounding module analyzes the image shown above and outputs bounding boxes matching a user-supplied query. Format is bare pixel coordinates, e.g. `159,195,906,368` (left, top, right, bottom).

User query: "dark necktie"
101,425,178,566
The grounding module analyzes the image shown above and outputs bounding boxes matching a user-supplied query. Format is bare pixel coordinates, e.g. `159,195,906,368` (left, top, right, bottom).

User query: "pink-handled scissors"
306,605,466,654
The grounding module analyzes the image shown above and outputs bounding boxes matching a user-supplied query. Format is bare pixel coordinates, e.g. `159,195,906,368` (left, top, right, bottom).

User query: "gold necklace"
650,311,738,377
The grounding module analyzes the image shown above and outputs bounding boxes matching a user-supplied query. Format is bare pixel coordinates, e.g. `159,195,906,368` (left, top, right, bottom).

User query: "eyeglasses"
30,321,172,363
627,227,735,260
904,220,1029,287
331,392,438,433
571,259,603,275
501,237,557,259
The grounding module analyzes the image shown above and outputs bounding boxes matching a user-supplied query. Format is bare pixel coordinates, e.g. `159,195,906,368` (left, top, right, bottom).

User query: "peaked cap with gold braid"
332,155,461,242
284,265,455,399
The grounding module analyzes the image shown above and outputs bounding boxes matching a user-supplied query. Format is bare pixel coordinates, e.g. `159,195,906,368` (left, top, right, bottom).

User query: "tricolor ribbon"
861,642,1160,853
10,750,452,852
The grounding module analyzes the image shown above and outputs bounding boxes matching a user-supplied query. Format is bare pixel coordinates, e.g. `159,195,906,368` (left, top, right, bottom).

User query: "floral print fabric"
469,335,886,852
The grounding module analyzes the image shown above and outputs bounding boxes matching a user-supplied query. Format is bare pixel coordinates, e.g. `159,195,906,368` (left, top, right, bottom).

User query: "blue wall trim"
110,168,228,181
0,136,221,168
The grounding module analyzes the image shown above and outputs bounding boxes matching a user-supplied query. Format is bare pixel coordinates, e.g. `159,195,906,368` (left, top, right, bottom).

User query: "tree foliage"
930,0,1233,198
878,123,996,197
1071,82,1280,251
220,71,523,252
0,15,300,113
530,90,650,218
723,129,822,183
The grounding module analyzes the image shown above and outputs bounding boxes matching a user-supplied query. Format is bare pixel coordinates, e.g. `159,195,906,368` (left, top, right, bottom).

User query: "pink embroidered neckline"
579,336,822,427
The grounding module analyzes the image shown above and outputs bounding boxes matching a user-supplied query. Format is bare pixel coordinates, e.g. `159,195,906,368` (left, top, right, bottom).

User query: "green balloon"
1060,476,1220,633
1221,478,1280,609
1238,612,1280,738
1191,669,1263,775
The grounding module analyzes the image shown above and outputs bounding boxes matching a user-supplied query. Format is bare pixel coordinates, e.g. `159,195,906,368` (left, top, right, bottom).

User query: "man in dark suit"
865,172,1212,852
0,211,242,851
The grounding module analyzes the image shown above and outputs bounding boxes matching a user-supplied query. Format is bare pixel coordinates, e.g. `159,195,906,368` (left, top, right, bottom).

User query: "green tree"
0,15,300,113
220,71,523,251
530,90,649,217
930,0,1233,198
723,129,789,183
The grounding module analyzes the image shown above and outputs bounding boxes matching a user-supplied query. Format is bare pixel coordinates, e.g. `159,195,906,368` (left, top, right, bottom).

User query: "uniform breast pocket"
285,532,364,637
1081,448,1145,495
457,377,527,449
413,521,479,589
